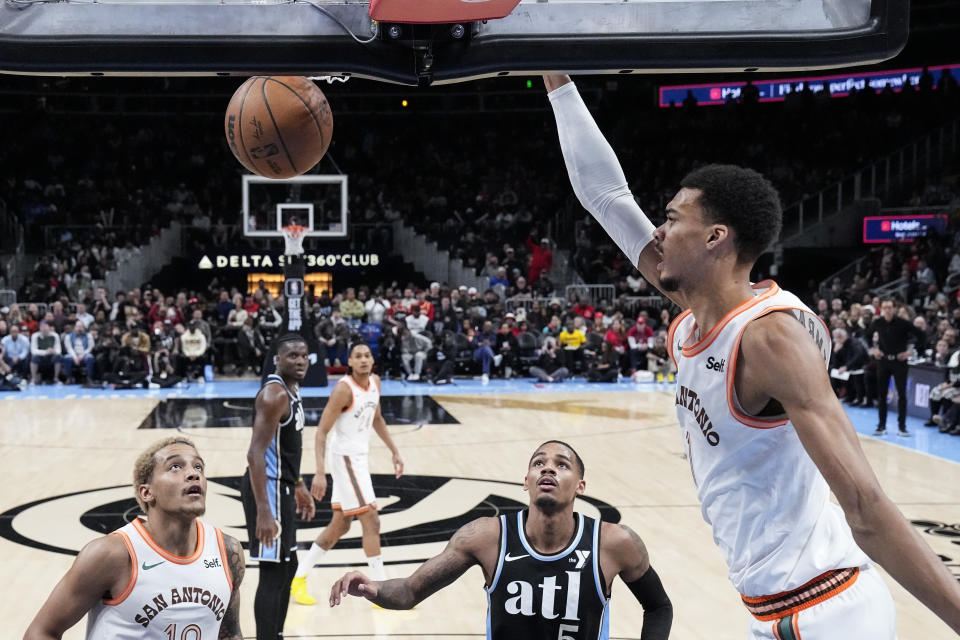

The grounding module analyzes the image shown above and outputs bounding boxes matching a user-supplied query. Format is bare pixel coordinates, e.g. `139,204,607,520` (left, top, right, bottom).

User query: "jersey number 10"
165,623,202,640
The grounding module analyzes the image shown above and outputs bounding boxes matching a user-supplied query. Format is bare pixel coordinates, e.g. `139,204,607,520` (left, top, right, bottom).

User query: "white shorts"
330,452,376,516
747,564,897,640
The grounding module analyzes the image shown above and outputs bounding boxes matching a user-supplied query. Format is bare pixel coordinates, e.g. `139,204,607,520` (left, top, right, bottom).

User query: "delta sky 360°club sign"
0,475,622,566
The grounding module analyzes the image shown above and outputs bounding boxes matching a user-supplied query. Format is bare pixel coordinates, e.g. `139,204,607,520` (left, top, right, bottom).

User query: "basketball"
224,76,334,179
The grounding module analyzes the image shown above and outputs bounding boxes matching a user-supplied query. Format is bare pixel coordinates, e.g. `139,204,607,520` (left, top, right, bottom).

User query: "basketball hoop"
281,225,308,256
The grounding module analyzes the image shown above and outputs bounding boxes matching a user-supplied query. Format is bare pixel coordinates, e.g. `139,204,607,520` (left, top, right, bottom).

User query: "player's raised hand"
311,473,328,502
542,74,573,92
329,571,379,607
392,452,404,478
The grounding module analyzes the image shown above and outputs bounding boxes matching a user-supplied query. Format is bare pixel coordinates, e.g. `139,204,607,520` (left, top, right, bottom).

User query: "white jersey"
667,281,869,597
330,375,380,456
85,518,233,640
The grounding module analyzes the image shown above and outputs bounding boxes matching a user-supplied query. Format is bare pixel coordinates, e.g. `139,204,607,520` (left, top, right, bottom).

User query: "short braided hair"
532,440,585,478
275,332,307,352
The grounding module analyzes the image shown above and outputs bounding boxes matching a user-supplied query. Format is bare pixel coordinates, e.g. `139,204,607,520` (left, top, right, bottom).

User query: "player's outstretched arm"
218,534,245,640
602,522,673,640
330,517,497,609
742,312,960,633
24,535,131,640
542,75,684,310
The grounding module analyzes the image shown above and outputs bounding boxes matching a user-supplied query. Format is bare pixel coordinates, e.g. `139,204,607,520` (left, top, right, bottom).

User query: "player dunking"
241,333,315,639
291,342,403,605
329,441,672,639
543,74,960,637
24,437,244,639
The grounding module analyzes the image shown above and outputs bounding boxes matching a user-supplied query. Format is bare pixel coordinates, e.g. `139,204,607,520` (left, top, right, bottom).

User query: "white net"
281,225,307,256
307,75,351,84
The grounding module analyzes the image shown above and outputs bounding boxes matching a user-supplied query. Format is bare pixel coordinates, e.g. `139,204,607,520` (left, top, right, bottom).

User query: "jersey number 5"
558,623,578,640
165,623,202,640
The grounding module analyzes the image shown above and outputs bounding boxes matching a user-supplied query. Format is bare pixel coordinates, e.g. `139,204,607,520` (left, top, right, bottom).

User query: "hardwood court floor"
2,391,958,639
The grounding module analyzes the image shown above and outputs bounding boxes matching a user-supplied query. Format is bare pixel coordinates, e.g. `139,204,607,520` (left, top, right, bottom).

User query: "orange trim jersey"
85,518,232,639
668,281,869,597
330,375,380,456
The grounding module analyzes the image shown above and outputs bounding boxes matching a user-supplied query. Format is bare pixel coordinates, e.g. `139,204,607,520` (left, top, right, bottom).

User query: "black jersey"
260,374,304,485
486,510,609,640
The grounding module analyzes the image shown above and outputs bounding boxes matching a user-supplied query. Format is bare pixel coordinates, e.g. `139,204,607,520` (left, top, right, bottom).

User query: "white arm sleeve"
548,82,656,266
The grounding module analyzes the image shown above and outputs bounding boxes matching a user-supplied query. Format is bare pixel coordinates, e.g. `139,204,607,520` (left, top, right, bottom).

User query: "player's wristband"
625,566,672,639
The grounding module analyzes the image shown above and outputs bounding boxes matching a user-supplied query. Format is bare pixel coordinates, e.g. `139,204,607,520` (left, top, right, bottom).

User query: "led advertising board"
862,214,949,244
660,63,960,108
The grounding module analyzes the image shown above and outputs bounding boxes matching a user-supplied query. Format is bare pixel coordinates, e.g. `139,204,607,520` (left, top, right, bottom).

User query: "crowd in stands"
330,70,960,292
362,273,678,385
823,222,960,434
2,217,958,395
0,285,230,389
324,67,960,290
5,226,960,394
2,82,244,303
0,69,959,398
2,68,957,293
0,236,679,390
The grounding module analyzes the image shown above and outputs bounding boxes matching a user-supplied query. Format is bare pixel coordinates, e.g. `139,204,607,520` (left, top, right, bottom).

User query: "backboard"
242,175,348,239
0,0,909,85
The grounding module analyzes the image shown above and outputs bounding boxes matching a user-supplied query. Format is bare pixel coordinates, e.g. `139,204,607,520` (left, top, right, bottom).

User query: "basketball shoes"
290,576,316,606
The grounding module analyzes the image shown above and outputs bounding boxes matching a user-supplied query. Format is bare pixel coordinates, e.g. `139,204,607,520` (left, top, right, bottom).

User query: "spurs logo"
911,520,960,582
0,476,620,567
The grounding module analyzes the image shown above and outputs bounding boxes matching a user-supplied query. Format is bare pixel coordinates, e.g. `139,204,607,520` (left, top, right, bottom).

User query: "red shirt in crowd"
573,303,595,319
627,321,654,347
604,329,628,353
148,303,184,327
418,299,435,321
525,236,554,283
21,316,39,334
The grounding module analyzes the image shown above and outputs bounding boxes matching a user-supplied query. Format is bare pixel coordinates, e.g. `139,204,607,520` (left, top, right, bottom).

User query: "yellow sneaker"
290,576,316,606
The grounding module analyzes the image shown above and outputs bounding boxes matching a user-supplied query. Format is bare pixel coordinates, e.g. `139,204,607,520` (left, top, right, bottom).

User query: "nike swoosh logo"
504,553,529,562
142,561,165,570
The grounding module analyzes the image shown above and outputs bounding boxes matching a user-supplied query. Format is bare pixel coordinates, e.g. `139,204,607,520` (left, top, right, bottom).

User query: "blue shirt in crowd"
1,334,30,361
